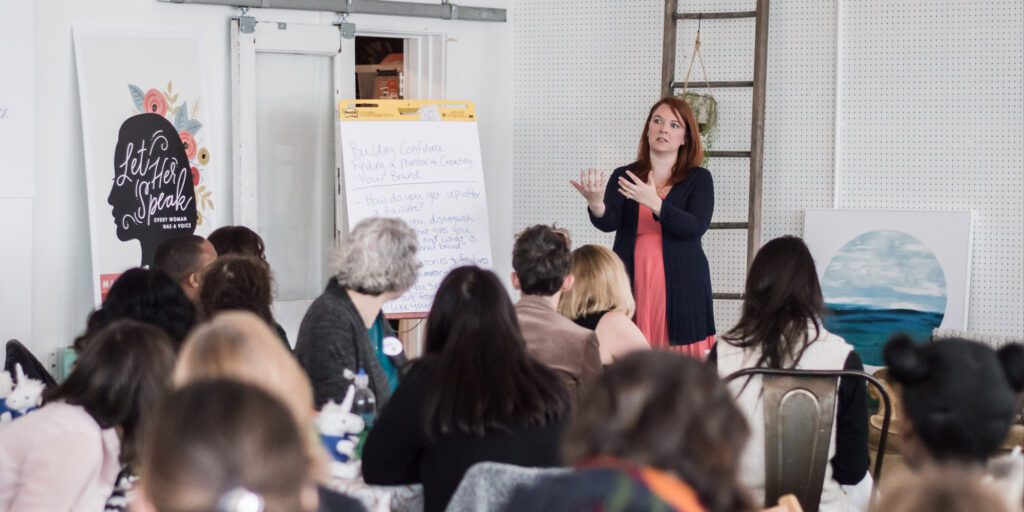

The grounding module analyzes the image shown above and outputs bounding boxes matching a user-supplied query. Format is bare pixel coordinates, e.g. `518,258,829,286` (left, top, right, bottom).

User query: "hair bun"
997,343,1024,393
884,333,928,384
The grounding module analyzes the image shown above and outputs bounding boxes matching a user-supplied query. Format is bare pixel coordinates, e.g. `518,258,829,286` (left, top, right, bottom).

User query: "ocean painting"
820,230,947,366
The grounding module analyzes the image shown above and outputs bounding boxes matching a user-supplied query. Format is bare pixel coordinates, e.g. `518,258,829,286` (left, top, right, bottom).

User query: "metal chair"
725,368,891,512
5,339,57,388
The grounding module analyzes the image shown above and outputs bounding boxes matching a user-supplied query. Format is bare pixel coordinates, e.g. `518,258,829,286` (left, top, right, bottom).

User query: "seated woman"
207,224,266,260
135,379,323,512
199,254,289,346
362,266,569,512
174,311,365,512
295,217,419,408
75,267,197,352
708,236,869,511
506,351,754,512
0,320,176,510
558,244,650,364
883,334,1024,510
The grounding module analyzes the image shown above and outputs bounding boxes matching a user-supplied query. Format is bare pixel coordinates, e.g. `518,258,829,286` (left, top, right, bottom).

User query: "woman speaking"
571,97,715,358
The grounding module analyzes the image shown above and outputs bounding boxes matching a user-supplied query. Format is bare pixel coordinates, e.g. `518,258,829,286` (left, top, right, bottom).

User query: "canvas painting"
74,26,215,305
803,210,972,366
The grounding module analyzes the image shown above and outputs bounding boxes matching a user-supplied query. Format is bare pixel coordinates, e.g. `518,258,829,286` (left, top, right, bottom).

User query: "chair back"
445,461,570,512
5,340,57,387
726,368,891,512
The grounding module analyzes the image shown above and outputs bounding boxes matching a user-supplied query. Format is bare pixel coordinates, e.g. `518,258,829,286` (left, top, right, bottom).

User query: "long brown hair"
565,352,754,512
722,236,826,369
633,97,705,185
420,266,568,438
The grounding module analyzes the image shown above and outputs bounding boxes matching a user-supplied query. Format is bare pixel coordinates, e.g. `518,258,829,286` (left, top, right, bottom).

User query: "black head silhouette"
109,113,197,267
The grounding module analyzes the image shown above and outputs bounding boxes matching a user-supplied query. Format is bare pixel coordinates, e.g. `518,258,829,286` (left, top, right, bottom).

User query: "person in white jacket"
708,236,870,512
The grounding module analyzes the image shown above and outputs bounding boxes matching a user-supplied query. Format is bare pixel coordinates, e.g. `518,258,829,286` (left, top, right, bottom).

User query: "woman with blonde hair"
559,244,649,365
173,311,364,512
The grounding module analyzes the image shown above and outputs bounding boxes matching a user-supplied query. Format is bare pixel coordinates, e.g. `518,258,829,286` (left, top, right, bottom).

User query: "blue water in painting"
823,303,942,366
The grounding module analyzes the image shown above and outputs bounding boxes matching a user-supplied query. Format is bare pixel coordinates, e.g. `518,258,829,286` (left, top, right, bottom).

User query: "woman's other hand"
571,168,607,217
618,171,663,216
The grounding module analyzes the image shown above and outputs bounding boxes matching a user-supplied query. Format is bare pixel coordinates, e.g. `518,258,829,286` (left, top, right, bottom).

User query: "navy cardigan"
588,164,716,345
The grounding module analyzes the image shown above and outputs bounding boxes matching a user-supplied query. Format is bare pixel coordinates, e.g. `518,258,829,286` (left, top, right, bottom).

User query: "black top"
361,362,565,512
572,310,610,331
706,345,870,485
588,164,716,345
294,278,397,409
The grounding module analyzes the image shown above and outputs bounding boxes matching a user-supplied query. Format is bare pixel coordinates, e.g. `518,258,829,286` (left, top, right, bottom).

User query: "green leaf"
128,85,145,111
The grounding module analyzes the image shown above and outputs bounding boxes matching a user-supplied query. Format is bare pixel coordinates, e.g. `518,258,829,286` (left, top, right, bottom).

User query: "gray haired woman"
294,217,420,409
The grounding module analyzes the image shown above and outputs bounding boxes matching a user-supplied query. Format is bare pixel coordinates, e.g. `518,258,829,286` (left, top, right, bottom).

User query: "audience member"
0,320,175,510
872,466,1010,512
512,225,601,409
152,234,217,306
207,224,266,260
362,266,568,512
709,236,869,511
558,244,649,364
135,380,321,512
506,351,754,512
75,268,197,352
295,217,418,409
174,311,365,512
199,254,289,346
884,334,1024,509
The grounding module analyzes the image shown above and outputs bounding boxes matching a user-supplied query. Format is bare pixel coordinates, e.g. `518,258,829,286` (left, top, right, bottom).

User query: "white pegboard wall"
837,0,1024,336
512,0,842,334
512,0,664,249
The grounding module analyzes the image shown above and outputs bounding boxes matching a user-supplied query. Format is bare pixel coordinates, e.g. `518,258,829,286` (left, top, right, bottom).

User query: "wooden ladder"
660,0,769,301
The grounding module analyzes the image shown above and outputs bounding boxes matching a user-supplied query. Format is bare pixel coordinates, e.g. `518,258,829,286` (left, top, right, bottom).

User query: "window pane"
255,53,335,301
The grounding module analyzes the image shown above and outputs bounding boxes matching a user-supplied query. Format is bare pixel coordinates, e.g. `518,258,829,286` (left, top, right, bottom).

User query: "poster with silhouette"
804,209,972,368
74,26,217,305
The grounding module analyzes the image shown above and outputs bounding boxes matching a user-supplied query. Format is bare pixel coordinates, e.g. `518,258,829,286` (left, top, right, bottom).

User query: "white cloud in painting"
821,230,947,314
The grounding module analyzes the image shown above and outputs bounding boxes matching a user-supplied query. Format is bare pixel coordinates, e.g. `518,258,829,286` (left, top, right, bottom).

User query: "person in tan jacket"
512,225,602,410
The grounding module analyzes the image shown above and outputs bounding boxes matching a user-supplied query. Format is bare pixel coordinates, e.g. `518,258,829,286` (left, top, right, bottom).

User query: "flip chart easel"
338,100,493,318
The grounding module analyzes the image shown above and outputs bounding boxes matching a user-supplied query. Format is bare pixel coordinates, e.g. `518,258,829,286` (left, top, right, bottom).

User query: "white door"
232,19,354,344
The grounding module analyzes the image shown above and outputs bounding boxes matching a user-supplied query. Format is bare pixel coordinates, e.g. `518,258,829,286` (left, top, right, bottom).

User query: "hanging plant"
677,15,718,166
679,90,718,157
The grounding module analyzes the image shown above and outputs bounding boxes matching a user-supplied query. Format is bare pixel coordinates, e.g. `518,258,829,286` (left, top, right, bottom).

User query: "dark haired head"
46,319,176,466
884,334,1024,465
566,352,753,512
723,236,825,369
153,235,217,284
207,225,266,260
76,268,197,352
199,255,276,327
140,379,311,512
633,97,705,185
421,266,568,437
512,225,572,296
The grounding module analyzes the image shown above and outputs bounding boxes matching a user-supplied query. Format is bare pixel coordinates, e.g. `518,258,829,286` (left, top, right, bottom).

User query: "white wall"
512,0,1024,337
3,0,512,364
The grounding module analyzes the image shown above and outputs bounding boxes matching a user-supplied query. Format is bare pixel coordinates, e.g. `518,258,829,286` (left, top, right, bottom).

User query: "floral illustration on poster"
128,81,214,225
74,26,217,305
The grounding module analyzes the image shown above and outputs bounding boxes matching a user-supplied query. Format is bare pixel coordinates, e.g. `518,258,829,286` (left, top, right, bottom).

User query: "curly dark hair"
207,225,266,260
75,268,197,352
48,319,176,467
512,225,572,296
199,255,276,327
565,352,755,512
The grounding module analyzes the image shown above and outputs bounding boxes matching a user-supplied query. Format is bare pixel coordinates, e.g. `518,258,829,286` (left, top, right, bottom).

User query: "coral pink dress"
634,197,715,360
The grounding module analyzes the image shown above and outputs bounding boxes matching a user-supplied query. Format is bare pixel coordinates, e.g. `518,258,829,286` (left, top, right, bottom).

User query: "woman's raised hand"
570,168,606,206
618,171,663,216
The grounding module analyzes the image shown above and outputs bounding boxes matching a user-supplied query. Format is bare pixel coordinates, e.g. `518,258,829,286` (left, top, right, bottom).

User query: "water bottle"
351,368,378,429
